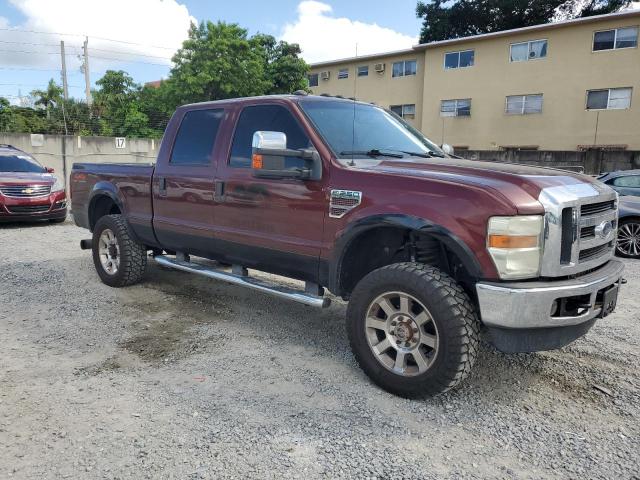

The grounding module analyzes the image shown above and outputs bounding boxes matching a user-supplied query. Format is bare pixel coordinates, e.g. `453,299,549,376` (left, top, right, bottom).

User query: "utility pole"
60,40,69,101
82,36,92,105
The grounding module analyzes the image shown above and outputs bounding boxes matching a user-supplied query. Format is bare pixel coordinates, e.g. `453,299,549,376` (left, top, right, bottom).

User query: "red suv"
0,144,67,223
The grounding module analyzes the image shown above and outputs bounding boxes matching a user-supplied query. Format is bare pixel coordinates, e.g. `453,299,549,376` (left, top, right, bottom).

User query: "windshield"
0,153,45,173
298,99,444,159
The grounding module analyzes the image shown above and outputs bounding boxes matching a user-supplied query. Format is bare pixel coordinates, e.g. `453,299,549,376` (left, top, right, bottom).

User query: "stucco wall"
0,133,158,192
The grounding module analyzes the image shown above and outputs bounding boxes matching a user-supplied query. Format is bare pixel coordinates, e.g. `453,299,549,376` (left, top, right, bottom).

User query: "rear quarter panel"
71,163,155,242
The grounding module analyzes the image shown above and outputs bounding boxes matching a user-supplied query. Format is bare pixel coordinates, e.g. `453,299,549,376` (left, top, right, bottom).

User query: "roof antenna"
349,42,358,167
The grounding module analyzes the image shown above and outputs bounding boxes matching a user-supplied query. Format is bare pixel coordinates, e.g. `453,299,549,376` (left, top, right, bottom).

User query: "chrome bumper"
476,259,624,329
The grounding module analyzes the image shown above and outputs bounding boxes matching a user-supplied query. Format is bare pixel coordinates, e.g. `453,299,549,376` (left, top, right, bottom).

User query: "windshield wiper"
340,149,405,159
399,150,446,158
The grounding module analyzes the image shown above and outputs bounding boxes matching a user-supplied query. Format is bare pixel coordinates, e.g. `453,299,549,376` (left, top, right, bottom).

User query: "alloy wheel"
365,291,439,377
617,222,640,257
98,228,120,274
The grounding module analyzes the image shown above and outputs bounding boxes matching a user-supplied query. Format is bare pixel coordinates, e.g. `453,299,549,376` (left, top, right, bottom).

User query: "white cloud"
280,1,417,63
0,0,195,70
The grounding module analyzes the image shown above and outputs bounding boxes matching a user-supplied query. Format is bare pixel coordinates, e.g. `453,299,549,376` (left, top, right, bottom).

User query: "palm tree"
31,79,63,119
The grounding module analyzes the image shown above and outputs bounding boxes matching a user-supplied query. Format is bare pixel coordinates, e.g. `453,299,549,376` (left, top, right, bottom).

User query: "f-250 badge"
329,190,362,218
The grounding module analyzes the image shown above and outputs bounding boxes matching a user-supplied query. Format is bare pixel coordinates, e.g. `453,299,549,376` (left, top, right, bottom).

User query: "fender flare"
87,182,125,230
328,214,483,295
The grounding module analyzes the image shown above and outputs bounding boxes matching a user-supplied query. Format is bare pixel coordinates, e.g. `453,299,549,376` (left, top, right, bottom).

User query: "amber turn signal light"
252,154,263,169
488,234,538,249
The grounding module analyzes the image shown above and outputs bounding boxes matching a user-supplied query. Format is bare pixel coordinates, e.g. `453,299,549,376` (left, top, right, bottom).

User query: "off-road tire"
92,214,147,287
346,262,480,397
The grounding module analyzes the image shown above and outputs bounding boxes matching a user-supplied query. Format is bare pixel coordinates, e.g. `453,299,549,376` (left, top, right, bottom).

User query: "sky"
0,0,421,103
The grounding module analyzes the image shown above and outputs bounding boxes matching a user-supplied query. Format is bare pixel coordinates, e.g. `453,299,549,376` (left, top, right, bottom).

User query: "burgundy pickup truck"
71,94,623,397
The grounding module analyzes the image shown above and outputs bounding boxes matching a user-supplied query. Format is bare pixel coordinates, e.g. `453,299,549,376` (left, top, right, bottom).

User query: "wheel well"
89,195,121,230
619,215,640,226
337,226,476,300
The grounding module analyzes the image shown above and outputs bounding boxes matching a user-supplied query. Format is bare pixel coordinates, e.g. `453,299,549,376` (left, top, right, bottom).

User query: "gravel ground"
1,218,639,479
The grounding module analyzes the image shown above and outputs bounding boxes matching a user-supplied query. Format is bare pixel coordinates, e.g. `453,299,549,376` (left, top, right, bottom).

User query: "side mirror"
441,144,454,156
46,167,55,173
251,131,321,181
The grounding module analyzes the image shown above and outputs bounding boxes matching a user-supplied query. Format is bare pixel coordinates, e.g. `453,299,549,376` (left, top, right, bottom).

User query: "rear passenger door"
211,102,326,281
152,107,226,255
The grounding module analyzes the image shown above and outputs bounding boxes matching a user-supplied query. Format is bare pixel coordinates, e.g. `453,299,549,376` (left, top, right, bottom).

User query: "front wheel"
346,263,480,397
92,214,147,287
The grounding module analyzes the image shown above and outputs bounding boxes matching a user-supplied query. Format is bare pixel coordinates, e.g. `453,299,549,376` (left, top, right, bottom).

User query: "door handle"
214,180,225,202
158,177,167,196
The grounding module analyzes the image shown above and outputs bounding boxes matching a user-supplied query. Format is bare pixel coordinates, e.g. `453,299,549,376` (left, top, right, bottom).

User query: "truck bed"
70,162,156,242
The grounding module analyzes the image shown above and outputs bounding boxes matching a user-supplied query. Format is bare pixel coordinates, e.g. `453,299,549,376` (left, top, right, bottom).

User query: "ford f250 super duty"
71,94,623,397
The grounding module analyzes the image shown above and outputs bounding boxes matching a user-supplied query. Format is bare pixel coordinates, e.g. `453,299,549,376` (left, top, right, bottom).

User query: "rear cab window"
229,104,311,169
170,109,225,165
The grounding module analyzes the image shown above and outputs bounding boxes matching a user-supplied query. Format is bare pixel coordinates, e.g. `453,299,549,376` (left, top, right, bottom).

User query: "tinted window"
613,176,640,188
170,109,225,165
0,152,45,173
459,50,474,67
444,52,459,69
229,105,311,168
594,30,615,50
586,90,609,110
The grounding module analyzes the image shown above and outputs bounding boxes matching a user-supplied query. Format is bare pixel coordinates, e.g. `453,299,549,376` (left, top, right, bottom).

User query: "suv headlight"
51,177,64,193
487,215,544,280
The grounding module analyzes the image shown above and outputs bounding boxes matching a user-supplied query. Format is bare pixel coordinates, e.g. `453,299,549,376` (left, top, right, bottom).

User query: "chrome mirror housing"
252,131,287,151
441,143,454,156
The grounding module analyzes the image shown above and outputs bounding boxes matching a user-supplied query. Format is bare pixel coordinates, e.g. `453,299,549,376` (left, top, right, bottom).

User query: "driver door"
211,102,326,281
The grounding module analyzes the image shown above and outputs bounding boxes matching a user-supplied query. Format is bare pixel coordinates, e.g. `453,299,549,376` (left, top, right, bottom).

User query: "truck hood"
360,157,605,214
0,171,54,185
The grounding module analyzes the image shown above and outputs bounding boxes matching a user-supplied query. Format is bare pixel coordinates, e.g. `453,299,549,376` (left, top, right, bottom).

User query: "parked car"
598,170,640,197
70,94,623,397
0,144,67,223
616,195,640,258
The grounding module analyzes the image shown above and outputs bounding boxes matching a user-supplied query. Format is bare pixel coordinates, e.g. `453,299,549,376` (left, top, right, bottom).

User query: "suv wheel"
346,262,479,397
92,214,147,287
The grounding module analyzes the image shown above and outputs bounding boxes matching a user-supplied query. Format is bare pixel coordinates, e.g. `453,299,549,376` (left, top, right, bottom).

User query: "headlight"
487,215,544,280
51,177,64,193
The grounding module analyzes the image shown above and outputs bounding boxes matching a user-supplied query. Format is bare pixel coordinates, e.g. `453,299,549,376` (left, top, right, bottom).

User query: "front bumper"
476,259,624,352
477,259,624,329
0,190,67,222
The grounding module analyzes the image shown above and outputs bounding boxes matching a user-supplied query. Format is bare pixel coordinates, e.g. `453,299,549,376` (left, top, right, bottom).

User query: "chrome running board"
154,255,331,308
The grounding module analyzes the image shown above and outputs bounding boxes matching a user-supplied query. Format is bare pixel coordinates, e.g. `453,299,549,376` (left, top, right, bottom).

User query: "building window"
390,104,416,118
505,94,543,114
444,50,474,69
338,68,349,79
307,73,319,87
593,27,638,51
586,87,632,110
440,99,471,117
357,65,368,77
510,40,547,62
392,60,417,77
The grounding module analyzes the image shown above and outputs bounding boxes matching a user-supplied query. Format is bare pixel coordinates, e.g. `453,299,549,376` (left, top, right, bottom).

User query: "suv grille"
0,184,51,198
7,204,51,214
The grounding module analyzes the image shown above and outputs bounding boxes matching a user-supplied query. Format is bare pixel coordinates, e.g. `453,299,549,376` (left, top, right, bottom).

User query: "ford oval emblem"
595,220,613,239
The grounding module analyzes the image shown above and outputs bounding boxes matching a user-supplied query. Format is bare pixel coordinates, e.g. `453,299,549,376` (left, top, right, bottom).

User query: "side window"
170,109,225,165
612,176,640,188
229,105,311,168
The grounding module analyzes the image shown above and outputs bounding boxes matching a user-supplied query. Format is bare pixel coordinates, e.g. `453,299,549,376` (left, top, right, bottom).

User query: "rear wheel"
616,219,640,258
92,214,147,287
346,262,480,397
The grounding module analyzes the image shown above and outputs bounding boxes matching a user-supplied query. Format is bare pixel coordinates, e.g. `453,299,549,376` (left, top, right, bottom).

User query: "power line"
0,27,177,50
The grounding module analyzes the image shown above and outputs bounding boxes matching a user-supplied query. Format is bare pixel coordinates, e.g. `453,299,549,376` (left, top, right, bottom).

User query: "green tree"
0,97,15,132
31,79,63,119
252,34,309,94
167,22,272,106
416,0,631,43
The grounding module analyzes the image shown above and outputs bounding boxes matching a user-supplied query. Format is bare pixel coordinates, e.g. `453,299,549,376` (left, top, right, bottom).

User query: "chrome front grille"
539,181,617,277
0,184,51,198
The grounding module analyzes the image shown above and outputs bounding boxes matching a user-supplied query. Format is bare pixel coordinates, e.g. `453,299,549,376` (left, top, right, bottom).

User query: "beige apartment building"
307,10,640,151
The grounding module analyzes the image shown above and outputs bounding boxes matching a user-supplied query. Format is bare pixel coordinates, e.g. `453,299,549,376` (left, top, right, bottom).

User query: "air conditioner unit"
320,71,330,80
374,63,385,73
